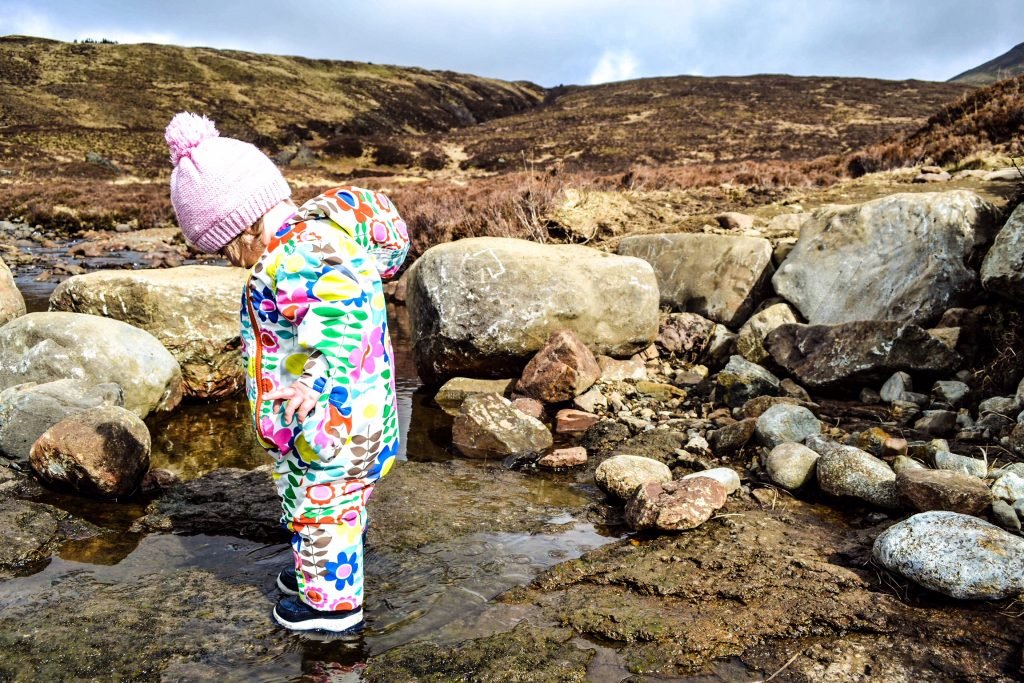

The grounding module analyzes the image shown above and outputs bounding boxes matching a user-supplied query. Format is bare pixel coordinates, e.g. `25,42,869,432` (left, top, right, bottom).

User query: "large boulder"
0,255,25,326
451,393,552,459
617,233,774,327
48,266,248,399
772,191,998,325
516,329,600,403
980,202,1024,302
872,511,1024,600
765,321,960,388
0,380,123,464
0,312,182,417
407,237,659,385
30,405,152,498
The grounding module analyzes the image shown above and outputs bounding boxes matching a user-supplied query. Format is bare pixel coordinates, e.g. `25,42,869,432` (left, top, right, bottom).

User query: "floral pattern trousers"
286,478,374,612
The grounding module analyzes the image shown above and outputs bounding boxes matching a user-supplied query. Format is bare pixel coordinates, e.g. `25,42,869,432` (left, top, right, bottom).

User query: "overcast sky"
1,0,1022,86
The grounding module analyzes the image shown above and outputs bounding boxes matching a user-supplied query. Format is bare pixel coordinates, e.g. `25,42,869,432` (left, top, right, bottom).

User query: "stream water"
4,268,632,680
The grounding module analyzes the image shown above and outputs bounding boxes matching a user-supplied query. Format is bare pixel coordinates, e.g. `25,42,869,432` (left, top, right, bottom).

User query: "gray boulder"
772,191,998,325
0,256,25,326
617,233,774,327
880,372,913,403
981,202,1024,303
30,405,151,498
452,393,552,459
934,451,988,479
755,404,820,448
595,454,672,500
49,266,249,399
714,355,781,408
407,237,659,384
991,472,1024,502
765,321,959,388
808,436,899,508
764,442,819,490
0,312,182,417
736,302,799,364
872,511,1024,599
0,380,123,464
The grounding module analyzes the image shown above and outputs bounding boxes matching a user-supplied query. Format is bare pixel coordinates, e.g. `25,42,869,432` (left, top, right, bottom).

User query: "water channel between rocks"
3,270,640,681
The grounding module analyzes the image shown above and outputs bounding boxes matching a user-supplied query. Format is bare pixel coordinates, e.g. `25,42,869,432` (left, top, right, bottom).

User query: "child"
165,112,409,633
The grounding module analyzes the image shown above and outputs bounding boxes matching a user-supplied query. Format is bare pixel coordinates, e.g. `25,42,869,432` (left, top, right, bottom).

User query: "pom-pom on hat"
165,112,290,254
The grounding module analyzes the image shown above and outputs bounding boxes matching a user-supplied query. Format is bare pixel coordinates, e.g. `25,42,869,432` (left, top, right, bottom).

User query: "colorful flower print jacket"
240,186,410,499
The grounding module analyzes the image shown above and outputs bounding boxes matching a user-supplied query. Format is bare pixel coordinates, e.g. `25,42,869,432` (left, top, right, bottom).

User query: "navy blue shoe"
273,596,364,633
277,568,299,596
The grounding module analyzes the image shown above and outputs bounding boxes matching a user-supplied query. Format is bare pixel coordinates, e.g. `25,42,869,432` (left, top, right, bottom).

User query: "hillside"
847,73,1024,175
950,41,1024,86
0,35,544,176
0,36,974,180
420,75,972,173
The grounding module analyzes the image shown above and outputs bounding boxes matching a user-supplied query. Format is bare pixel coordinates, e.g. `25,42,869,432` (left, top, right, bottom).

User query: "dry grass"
846,74,1024,175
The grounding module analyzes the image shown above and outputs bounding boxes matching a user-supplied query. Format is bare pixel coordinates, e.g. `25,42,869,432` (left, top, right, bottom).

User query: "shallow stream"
3,272,632,680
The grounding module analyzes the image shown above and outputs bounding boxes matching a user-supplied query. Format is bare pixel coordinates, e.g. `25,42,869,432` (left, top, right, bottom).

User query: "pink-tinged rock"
452,393,553,459
29,405,151,498
512,397,545,420
625,478,729,531
538,447,588,468
516,329,601,403
555,409,600,434
597,356,647,381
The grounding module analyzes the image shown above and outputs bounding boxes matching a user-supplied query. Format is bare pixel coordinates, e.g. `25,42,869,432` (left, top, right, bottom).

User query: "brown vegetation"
847,74,1024,175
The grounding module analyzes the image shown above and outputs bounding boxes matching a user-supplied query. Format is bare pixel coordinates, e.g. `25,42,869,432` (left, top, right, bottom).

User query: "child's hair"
219,214,266,263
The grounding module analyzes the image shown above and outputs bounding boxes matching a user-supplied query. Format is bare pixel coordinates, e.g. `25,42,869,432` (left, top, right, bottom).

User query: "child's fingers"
264,386,295,401
283,393,304,423
296,393,318,423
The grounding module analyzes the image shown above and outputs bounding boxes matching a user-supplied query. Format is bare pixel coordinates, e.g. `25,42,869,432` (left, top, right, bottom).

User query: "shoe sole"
276,574,299,596
273,606,364,633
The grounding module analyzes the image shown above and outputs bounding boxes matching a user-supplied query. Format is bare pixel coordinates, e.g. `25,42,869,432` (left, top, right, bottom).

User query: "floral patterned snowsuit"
240,186,409,612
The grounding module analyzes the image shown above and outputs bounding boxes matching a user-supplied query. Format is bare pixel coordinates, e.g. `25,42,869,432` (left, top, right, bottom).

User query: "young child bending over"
165,112,409,633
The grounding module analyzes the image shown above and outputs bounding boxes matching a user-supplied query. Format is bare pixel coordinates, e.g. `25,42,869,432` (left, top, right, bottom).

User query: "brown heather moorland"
1,35,1021,259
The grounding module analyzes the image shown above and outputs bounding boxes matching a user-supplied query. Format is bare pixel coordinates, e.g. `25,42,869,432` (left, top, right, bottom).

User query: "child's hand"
264,381,319,424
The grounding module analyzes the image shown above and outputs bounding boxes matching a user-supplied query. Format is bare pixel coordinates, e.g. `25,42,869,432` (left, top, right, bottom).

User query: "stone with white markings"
872,511,1024,599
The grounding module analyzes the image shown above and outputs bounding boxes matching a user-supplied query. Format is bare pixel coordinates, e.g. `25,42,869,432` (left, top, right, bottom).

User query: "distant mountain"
950,41,1024,85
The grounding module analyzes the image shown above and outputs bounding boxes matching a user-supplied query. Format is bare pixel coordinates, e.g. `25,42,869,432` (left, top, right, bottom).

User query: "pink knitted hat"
165,112,291,253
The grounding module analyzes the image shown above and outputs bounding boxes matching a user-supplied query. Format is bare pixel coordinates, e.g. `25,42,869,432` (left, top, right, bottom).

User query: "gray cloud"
1,0,1021,86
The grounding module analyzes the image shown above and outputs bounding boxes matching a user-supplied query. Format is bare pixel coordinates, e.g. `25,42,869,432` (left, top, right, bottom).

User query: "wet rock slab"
501,496,1024,679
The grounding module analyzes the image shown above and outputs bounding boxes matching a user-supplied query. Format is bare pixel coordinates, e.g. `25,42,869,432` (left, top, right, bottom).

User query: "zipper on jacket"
244,277,268,441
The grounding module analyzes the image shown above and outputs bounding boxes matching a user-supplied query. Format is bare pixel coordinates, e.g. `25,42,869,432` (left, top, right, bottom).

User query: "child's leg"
289,481,374,612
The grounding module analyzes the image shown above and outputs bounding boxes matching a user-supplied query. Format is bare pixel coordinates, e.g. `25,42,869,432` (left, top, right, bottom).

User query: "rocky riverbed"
1,174,1023,681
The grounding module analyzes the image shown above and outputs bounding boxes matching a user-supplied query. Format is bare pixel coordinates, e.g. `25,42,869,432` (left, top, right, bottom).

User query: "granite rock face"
49,266,248,399
407,237,659,384
0,312,182,417
765,321,960,388
618,233,774,327
772,191,998,325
